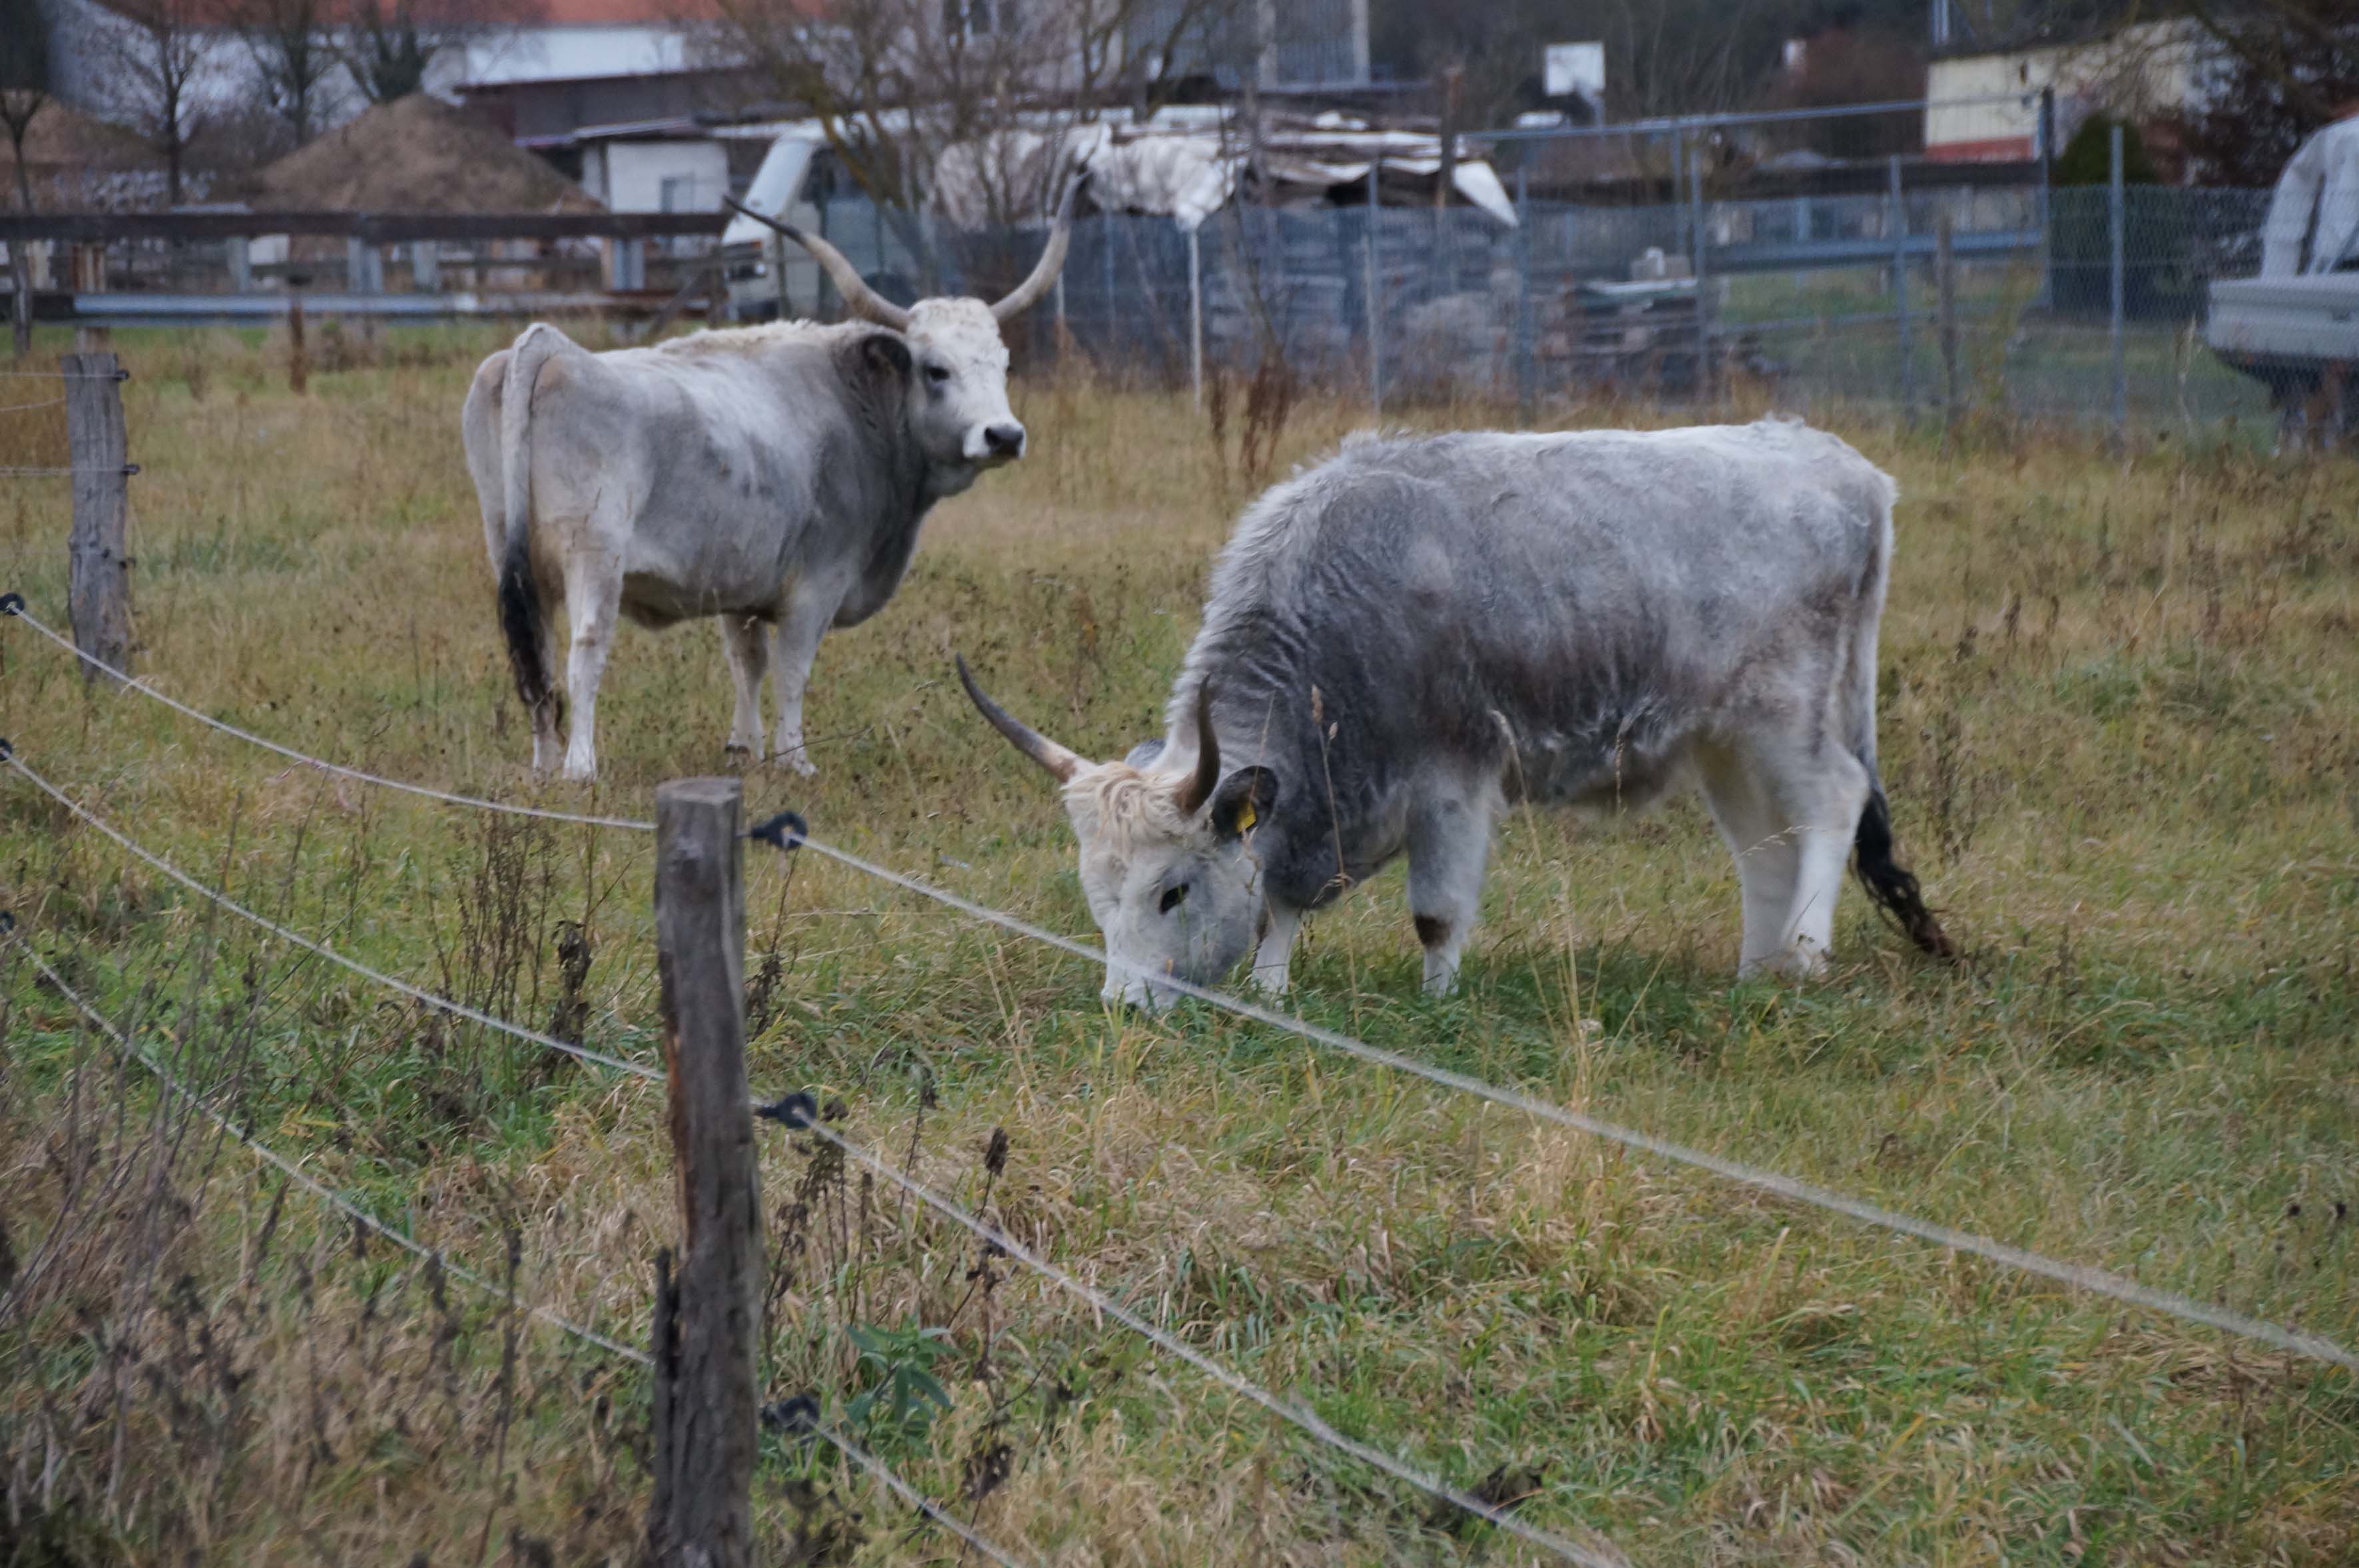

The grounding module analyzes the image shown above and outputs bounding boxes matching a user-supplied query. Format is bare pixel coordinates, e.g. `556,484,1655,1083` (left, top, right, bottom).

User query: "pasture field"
1,326,2356,1566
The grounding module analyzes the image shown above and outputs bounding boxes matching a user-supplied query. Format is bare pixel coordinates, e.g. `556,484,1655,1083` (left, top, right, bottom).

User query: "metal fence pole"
645,777,760,1568
1689,140,1712,403
1101,215,1116,360
1890,154,1914,423
1514,162,1535,421
2109,123,2127,445
2035,87,2055,312
1936,209,1960,426
1366,161,1382,416
63,350,132,688
1187,223,1203,410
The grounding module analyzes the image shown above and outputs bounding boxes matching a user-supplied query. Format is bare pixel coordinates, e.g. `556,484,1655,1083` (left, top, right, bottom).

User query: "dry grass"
1,323,2355,1565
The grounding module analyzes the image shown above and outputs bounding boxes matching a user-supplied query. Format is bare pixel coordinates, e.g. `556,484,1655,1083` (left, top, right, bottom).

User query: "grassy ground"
1,324,2355,1566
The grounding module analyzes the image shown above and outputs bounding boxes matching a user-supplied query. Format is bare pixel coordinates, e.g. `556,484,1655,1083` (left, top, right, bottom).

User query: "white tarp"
2260,115,2359,277
930,115,1520,232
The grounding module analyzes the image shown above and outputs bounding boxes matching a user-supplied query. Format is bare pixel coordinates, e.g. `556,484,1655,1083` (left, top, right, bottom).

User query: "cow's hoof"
724,741,757,762
778,753,819,780
561,761,598,784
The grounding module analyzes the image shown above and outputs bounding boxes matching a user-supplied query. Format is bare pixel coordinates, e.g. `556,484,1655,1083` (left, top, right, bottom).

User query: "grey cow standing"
461,192,1073,781
960,419,1954,1008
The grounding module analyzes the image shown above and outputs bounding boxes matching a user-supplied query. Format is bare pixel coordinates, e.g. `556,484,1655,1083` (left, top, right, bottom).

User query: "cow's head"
957,657,1279,1011
730,187,1076,483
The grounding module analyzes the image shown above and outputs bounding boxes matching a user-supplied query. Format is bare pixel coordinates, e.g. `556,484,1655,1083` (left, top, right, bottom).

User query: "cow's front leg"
718,615,770,760
1406,788,1497,996
559,553,623,783
766,579,843,778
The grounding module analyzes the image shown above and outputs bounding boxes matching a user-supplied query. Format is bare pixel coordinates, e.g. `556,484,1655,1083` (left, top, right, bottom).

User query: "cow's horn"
1177,683,1220,816
988,174,1083,324
724,195,911,332
957,655,1082,783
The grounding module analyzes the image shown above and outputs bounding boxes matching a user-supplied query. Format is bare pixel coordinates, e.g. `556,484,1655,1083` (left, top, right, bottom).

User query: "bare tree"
1,0,48,354
706,0,1242,288
219,0,339,146
94,0,220,204
342,0,537,104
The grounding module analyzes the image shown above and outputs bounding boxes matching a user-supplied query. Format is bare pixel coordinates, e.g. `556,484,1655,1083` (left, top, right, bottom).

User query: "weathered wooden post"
1937,209,1960,428
288,294,308,394
63,352,132,686
645,777,760,1568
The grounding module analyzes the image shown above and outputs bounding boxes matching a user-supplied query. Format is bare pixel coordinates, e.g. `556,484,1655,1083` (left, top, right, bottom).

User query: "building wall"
585,139,732,212
1926,19,2211,162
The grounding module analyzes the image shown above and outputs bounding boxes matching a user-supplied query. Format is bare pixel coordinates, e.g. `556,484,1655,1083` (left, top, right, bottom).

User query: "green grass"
1,324,2354,1565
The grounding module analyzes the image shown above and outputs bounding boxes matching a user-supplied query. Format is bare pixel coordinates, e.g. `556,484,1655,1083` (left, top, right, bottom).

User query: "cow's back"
1185,420,1896,811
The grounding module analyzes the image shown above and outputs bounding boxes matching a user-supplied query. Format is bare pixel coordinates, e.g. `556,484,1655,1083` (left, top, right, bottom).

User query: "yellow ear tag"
1234,800,1256,834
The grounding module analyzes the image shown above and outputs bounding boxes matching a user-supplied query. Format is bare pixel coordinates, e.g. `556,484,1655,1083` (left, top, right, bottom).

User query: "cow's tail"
498,324,564,731
1843,469,1956,962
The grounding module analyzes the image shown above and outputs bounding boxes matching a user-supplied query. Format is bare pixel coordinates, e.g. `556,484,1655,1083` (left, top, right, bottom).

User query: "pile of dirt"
250,94,601,213
0,103,157,182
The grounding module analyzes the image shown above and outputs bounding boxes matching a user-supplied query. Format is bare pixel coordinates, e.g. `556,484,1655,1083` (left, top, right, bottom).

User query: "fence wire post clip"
0,910,14,936
747,810,808,851
0,593,21,617
122,465,140,478
756,1090,818,1130
0,739,12,761
760,1392,820,1436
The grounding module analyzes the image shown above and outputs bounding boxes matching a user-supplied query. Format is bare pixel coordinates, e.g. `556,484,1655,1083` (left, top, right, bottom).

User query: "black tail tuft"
497,538,560,732
1853,786,1956,961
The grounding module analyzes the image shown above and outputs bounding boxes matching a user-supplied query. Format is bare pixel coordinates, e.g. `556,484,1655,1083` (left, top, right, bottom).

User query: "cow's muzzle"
981,421,1027,462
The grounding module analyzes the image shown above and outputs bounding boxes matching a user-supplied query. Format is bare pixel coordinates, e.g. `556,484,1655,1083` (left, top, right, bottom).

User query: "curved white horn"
1176,683,1220,816
989,174,1083,324
957,655,1083,783
724,196,911,331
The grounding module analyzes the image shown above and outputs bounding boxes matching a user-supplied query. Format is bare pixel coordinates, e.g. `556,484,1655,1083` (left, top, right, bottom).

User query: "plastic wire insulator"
756,1090,818,1129
747,810,808,851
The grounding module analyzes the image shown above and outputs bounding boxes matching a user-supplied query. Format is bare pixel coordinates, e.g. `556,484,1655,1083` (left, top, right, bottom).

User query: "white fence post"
1187,224,1203,411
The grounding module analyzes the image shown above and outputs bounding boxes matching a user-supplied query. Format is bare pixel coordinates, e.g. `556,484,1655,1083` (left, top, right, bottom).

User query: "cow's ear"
1207,766,1278,842
858,331,912,388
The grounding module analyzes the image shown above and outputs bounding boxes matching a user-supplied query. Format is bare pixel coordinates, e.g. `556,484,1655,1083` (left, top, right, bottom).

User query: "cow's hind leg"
558,551,623,782
1406,786,1498,995
1702,737,1869,977
719,615,769,760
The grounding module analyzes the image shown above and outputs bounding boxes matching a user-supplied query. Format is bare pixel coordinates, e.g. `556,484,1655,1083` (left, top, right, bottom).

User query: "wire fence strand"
9,595,2353,1372
0,393,67,415
776,830,2359,1376
793,1117,1623,1564
5,603,656,831
8,923,1037,1568
1,744,664,1083
5,925,651,1361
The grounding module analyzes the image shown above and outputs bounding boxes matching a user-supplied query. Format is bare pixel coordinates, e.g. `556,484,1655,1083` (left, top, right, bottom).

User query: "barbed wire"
762,832,2359,1374
0,393,67,415
0,466,137,477
0,740,1615,1550
781,1111,1623,1564
7,599,2353,1370
4,920,649,1360
0,369,129,381
1,742,665,1082
6,919,1036,1567
3,601,656,831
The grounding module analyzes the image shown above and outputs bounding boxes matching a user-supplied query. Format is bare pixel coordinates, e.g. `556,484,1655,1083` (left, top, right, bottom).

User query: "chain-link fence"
990,176,2280,437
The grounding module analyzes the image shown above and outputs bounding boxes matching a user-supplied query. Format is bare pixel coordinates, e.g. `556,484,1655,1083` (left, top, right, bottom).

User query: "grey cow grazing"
959,419,1954,1009
461,193,1073,781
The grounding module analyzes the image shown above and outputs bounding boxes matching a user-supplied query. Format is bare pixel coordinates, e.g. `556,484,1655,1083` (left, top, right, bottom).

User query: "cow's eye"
1159,882,1189,914
924,364,951,385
